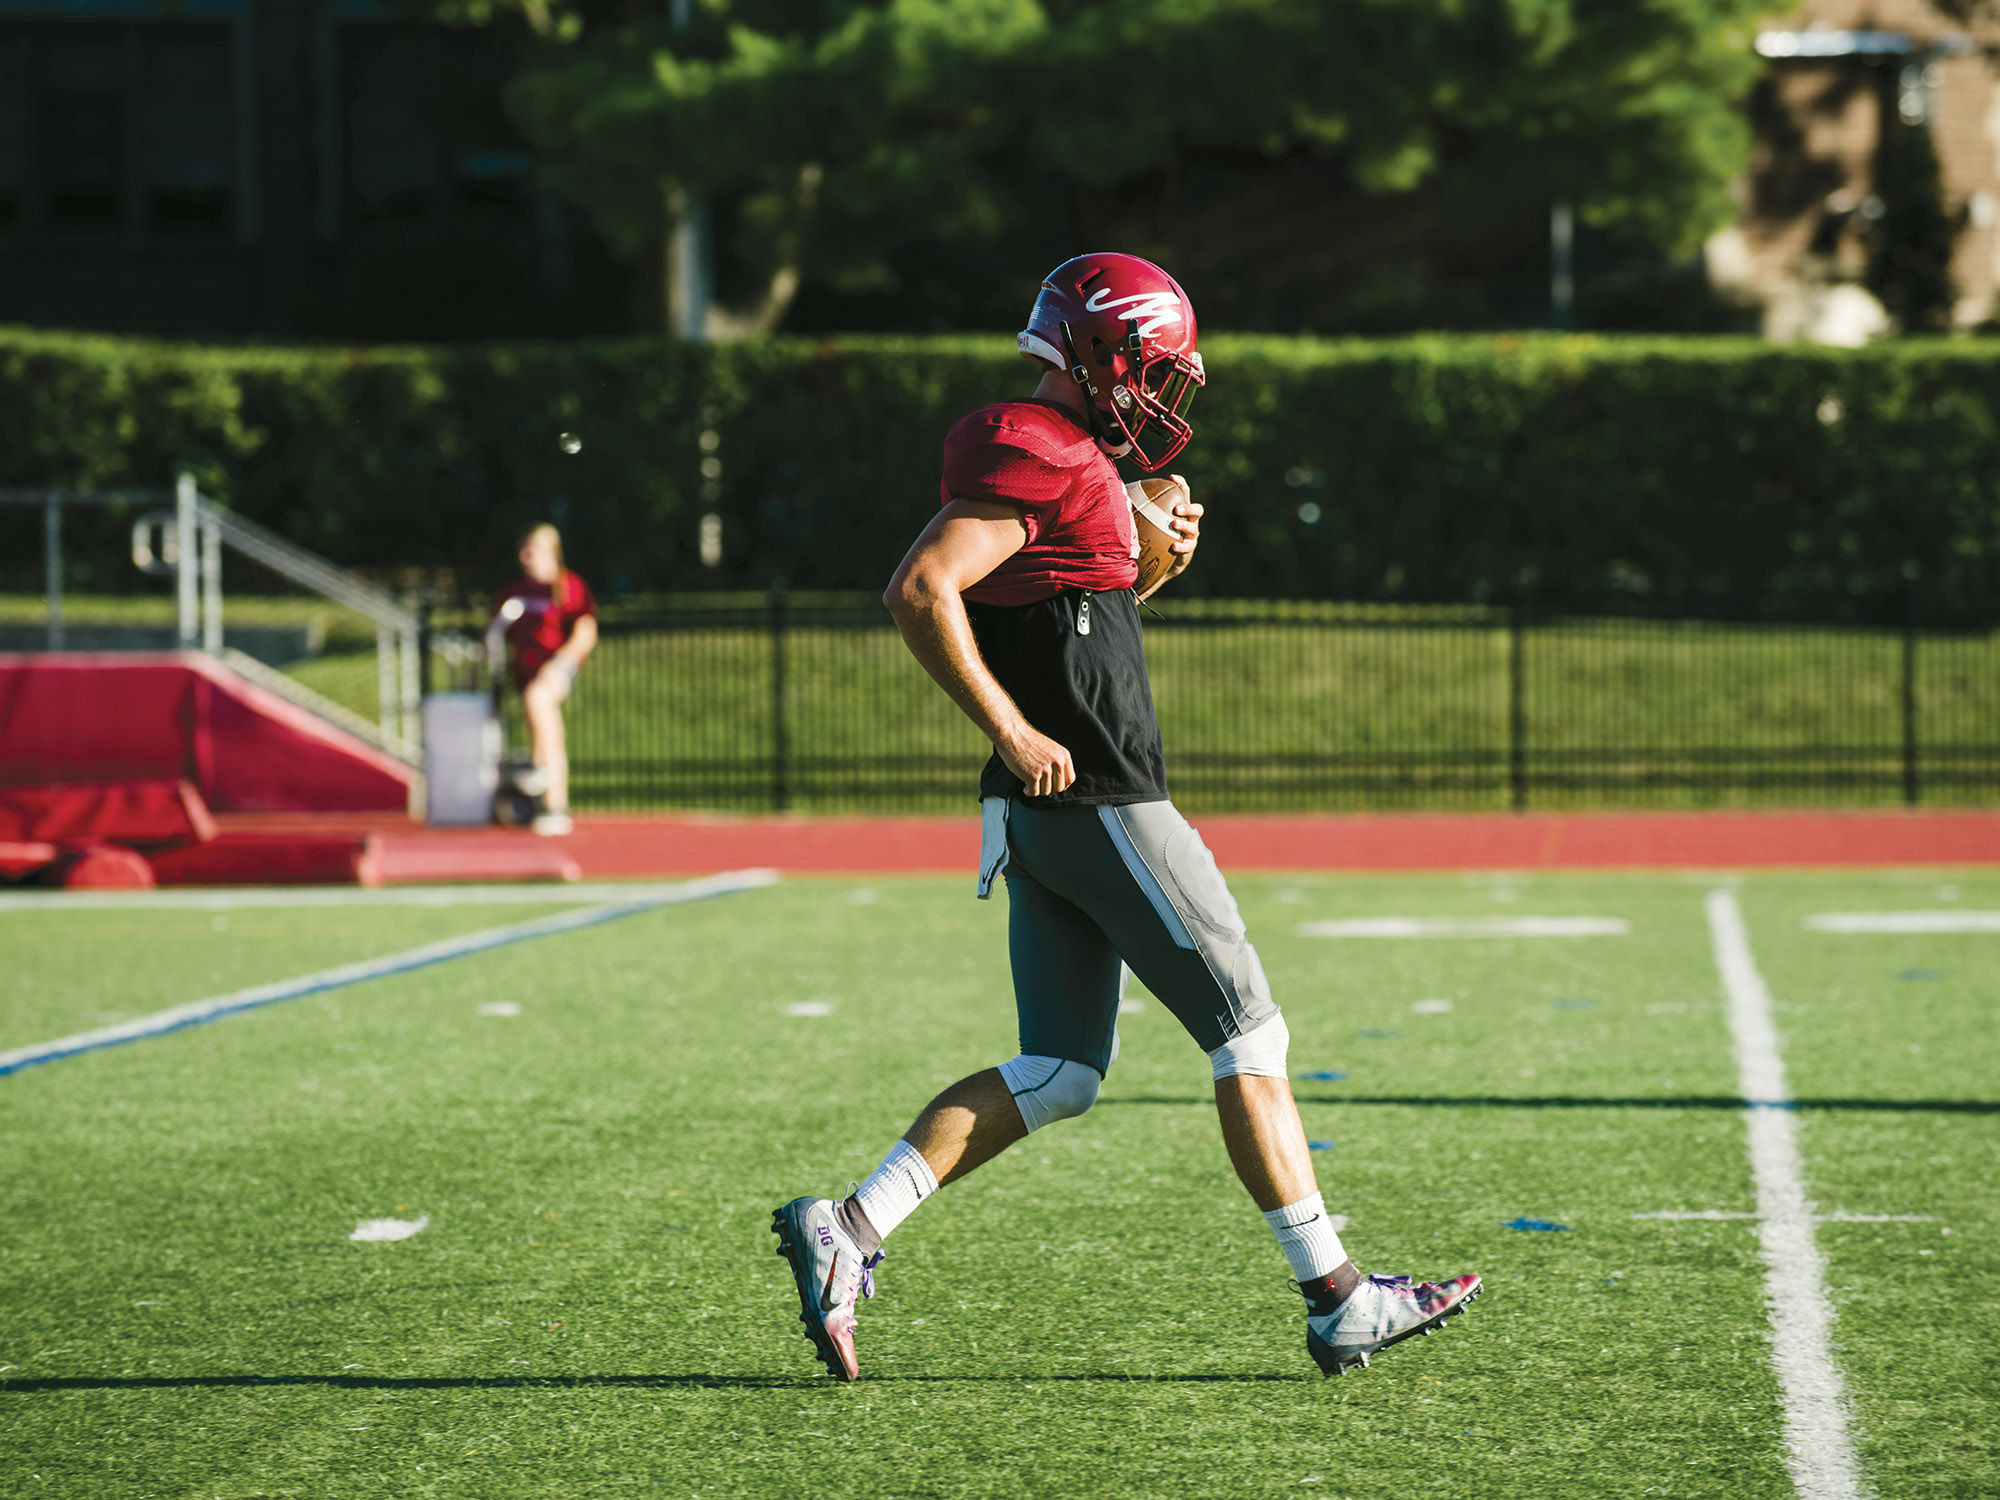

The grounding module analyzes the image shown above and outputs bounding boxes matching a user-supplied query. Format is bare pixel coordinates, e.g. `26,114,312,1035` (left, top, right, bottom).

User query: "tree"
434,0,1770,335
501,1,1047,333
1025,0,1769,332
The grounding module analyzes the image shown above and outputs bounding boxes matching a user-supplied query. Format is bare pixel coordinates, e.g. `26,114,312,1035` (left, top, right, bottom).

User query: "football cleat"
1305,1271,1481,1377
770,1197,884,1381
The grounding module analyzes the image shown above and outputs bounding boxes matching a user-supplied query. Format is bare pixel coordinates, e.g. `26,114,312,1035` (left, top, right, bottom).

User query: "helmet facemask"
1059,318,1206,471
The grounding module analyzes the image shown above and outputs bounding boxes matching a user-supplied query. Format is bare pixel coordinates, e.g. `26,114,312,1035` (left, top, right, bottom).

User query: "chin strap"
1058,318,1123,451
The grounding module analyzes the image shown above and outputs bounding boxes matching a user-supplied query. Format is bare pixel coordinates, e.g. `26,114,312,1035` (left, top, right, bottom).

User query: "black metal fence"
530,592,2000,815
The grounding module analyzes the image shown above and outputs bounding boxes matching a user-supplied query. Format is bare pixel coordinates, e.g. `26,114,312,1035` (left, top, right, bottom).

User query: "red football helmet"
1017,252,1204,471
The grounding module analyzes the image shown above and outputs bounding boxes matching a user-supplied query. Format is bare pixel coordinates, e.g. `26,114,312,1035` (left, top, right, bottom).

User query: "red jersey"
939,400,1138,606
494,571,597,685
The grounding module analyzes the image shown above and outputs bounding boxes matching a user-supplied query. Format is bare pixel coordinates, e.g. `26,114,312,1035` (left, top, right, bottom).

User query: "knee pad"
1207,1012,1290,1082
997,1054,1101,1133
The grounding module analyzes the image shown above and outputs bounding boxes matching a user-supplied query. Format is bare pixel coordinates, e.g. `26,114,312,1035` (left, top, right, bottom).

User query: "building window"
40,26,127,230
0,19,236,238
331,21,535,238
0,30,26,228
145,28,234,232
344,26,442,226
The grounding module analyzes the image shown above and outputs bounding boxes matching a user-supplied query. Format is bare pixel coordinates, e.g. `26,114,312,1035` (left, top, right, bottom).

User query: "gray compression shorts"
985,799,1279,1076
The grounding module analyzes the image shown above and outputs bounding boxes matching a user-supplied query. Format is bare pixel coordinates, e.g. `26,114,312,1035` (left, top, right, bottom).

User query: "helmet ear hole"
1092,340,1114,368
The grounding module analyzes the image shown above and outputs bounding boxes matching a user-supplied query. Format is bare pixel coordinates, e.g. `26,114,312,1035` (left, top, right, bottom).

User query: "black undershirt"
966,586,1168,807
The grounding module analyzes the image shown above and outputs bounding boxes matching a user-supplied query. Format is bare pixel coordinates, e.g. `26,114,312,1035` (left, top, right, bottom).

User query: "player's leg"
520,668,571,830
836,862,1119,1249
771,1067,1019,1380
771,857,1121,1380
1022,799,1480,1375
1214,1072,1316,1210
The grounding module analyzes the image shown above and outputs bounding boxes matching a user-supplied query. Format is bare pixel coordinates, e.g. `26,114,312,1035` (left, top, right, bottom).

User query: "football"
1127,475,1190,601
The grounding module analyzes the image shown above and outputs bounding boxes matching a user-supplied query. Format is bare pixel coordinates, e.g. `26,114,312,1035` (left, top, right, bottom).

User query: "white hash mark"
1298,916,1628,938
350,1215,430,1242
1805,911,2000,934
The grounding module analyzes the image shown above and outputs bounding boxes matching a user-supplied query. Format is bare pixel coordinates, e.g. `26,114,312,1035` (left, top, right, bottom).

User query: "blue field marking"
0,870,776,1078
1502,1216,1569,1232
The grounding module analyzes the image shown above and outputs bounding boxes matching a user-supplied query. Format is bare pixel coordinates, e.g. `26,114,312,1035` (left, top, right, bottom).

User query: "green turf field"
2,870,1995,1498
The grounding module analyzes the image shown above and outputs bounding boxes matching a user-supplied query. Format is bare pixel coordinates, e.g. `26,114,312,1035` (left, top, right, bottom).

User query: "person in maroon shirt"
491,523,597,836
771,253,1480,1383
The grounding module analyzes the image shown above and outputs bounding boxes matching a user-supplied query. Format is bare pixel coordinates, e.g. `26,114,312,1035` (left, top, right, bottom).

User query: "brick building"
0,0,625,339
1709,0,2000,340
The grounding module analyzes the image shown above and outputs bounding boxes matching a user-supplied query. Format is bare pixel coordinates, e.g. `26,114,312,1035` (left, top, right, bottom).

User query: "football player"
772,253,1479,1380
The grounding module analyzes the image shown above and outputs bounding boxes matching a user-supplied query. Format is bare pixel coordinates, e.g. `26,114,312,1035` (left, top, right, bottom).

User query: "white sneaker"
530,812,573,836
1305,1271,1481,1376
770,1197,884,1381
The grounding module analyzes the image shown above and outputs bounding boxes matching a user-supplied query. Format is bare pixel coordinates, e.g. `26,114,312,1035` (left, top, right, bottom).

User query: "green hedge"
4,326,1998,615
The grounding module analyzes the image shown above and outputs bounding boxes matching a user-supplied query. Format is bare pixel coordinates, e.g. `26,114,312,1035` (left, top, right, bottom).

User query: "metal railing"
540,590,2000,814
2,476,478,762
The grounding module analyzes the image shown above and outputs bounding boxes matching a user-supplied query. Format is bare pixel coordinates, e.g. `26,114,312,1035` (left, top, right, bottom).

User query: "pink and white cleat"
770,1196,884,1381
1305,1271,1481,1376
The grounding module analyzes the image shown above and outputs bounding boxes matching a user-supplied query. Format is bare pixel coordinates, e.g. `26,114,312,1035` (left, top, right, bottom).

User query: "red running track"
166,807,2000,884
554,808,2000,878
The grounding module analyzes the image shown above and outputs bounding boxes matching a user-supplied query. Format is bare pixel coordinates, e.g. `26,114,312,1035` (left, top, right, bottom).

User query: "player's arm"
559,612,598,667
884,499,1076,797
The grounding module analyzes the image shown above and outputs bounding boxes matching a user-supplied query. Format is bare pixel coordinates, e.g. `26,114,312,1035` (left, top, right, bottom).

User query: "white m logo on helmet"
1083,288,1183,338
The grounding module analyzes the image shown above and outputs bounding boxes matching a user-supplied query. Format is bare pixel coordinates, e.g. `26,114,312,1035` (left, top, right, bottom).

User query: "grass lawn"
2,869,1994,1498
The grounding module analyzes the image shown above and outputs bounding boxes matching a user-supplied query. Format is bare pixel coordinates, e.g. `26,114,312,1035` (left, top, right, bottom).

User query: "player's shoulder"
943,401,1096,462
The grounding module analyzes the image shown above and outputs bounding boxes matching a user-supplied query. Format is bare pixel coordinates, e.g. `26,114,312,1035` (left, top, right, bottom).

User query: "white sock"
1262,1192,1346,1283
852,1139,939,1243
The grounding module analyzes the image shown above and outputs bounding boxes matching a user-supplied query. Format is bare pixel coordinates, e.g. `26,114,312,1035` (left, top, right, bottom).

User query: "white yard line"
0,877,777,914
0,870,776,1077
1805,911,2000,934
1706,889,1867,1500
1297,915,1629,938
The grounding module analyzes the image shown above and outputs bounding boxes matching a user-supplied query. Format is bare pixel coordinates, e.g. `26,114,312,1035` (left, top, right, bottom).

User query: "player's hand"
1166,477,1202,575
998,724,1076,798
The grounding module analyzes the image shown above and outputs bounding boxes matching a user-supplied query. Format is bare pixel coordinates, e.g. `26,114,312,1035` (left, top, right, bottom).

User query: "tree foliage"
444,0,1769,332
